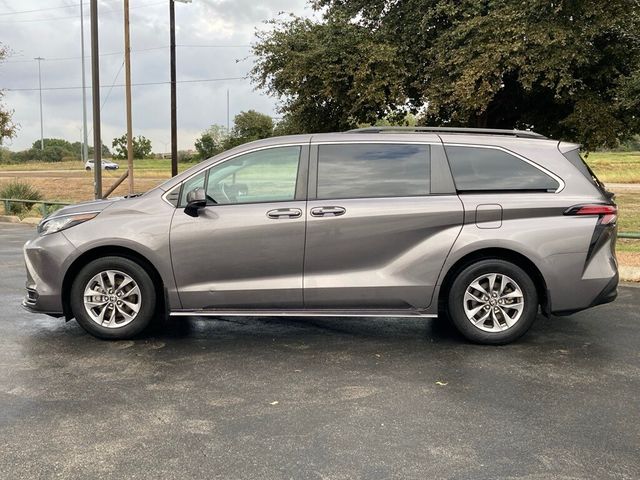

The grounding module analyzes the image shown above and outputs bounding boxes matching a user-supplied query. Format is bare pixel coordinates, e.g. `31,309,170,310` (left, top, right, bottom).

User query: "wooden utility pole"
124,0,134,194
90,0,102,199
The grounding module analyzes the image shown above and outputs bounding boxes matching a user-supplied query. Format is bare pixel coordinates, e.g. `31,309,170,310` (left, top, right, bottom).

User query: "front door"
170,145,309,310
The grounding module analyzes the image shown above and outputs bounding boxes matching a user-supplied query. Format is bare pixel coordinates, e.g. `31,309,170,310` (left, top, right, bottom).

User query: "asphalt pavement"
1,223,639,480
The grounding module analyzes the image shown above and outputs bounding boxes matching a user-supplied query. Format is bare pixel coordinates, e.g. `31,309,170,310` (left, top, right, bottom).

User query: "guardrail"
0,198,71,217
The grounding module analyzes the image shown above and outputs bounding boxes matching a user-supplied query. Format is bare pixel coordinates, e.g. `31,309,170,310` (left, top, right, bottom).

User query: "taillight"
564,204,617,225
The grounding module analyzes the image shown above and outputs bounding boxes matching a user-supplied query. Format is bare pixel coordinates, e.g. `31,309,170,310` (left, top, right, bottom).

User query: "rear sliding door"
303,141,464,310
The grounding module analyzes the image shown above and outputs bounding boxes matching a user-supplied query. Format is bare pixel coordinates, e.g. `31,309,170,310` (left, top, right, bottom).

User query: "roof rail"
346,126,546,139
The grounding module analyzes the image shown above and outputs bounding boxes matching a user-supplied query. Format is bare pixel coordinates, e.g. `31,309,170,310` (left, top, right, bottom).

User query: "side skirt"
170,309,438,318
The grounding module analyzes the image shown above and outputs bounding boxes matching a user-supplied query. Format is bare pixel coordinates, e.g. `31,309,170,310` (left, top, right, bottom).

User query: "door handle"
310,206,346,217
267,208,302,219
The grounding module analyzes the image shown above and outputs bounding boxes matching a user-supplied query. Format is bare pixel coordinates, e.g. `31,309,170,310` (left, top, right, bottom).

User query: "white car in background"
84,159,119,171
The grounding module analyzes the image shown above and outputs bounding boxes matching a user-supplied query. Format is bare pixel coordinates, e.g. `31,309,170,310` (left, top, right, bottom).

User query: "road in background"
1,223,639,479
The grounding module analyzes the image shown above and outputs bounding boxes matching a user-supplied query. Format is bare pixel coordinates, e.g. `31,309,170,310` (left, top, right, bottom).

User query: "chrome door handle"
310,206,346,217
267,208,302,219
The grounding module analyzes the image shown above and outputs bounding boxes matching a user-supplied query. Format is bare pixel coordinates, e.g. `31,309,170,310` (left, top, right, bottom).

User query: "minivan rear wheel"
70,256,156,339
447,259,538,344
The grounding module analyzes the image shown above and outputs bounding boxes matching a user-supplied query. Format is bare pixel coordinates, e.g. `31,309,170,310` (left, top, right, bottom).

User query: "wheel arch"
437,247,549,317
61,245,167,320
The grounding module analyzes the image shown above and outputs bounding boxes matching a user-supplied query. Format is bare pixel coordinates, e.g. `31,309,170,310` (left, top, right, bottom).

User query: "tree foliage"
194,110,276,159
252,1,640,149
0,42,17,145
195,125,228,160
111,134,152,159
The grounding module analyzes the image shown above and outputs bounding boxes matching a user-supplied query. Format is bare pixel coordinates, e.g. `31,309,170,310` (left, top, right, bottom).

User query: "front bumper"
23,231,78,316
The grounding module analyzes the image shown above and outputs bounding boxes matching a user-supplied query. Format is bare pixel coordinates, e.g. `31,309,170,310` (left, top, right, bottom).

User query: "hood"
45,197,118,220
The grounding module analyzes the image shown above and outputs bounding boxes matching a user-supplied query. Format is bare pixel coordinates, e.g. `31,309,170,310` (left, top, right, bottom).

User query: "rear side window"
445,146,559,192
561,148,608,194
317,144,430,199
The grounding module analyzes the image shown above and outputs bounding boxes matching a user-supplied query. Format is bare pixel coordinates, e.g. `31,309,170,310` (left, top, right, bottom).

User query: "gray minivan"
23,127,618,344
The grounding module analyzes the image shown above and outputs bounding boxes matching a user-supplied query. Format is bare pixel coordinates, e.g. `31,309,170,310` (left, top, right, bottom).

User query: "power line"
100,60,125,111
3,45,252,64
0,0,119,16
0,1,165,24
3,46,168,64
2,76,249,92
176,44,252,48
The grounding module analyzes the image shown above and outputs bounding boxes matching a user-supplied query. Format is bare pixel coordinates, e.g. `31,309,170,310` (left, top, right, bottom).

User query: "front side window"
178,171,206,207
205,146,301,205
317,144,430,199
445,146,559,192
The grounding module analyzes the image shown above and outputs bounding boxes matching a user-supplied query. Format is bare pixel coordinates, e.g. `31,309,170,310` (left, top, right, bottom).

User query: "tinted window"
178,171,206,207
445,146,559,192
317,144,430,199
561,148,607,193
205,146,300,205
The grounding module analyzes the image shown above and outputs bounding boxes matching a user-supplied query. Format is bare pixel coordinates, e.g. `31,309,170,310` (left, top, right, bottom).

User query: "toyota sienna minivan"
22,127,618,344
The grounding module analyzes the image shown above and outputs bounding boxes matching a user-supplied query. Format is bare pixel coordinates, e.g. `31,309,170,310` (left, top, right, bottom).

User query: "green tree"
0,42,17,145
253,1,640,149
231,110,274,140
253,18,407,134
194,125,227,160
111,134,152,159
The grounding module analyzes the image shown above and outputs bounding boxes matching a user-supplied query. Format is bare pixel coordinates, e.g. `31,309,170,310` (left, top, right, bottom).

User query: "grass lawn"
585,151,640,184
0,158,194,177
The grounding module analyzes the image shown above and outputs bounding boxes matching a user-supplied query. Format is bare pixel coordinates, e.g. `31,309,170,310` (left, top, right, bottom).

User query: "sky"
0,0,313,152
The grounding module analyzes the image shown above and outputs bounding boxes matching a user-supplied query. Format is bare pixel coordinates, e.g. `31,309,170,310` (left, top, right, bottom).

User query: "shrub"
178,150,197,163
0,181,43,217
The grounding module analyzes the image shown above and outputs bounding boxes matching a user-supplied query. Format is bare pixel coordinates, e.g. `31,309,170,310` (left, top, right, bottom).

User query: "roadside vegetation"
0,180,42,217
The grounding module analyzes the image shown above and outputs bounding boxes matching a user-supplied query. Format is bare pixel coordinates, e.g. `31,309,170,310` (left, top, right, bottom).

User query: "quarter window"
445,146,559,192
317,144,430,199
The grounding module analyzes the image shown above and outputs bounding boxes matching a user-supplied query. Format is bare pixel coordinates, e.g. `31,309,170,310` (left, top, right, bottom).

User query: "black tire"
447,259,538,345
85,167,91,171
70,256,157,340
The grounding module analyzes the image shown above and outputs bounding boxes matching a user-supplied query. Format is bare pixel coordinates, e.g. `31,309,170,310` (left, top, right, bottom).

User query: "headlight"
38,212,99,236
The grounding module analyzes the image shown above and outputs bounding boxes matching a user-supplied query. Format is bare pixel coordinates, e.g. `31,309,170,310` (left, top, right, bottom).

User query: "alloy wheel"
83,270,141,328
463,273,525,332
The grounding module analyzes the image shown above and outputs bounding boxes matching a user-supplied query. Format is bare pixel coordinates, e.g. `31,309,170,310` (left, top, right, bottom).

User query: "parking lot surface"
1,223,639,479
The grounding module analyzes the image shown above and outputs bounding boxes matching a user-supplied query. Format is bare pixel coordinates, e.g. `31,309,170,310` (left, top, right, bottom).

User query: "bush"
0,181,43,217
178,150,197,163
0,147,15,164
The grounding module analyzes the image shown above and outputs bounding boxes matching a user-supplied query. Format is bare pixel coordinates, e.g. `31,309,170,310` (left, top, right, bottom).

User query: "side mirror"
184,187,207,217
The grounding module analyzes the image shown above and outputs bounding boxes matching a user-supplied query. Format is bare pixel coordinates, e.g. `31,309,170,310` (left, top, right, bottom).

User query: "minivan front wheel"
448,259,538,344
70,256,156,339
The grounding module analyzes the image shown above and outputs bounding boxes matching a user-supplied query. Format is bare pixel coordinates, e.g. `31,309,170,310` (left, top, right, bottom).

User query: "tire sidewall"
70,256,156,340
448,259,538,345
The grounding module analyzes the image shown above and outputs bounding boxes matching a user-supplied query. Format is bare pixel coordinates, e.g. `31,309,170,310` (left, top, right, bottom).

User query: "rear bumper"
552,272,618,316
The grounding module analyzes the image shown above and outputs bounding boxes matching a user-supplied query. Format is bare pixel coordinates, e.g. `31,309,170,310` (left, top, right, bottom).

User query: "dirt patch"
619,251,640,268
0,175,166,204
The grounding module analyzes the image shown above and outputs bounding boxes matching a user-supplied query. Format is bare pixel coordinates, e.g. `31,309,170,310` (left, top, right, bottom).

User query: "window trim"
163,143,309,208
310,141,434,201
443,143,565,194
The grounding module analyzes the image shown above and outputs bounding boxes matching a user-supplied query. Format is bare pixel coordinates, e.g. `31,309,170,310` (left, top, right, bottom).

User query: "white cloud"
0,0,311,151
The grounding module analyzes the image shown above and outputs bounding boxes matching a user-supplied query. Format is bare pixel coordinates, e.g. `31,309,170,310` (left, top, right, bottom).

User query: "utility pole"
80,1,89,163
169,0,177,177
90,0,102,199
34,57,45,150
170,0,191,177
124,0,134,194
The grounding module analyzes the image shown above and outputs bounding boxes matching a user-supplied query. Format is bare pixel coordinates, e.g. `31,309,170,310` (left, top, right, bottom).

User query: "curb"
619,266,640,283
